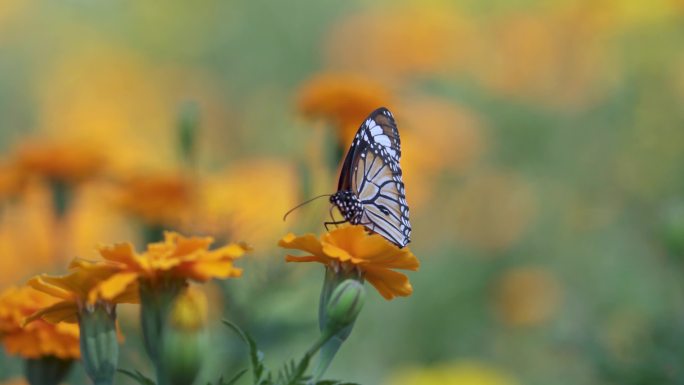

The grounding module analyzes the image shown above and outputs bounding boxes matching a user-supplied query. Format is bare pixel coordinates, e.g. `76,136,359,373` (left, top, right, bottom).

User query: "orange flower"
115,173,195,226
14,140,105,183
0,286,79,359
0,161,26,200
325,5,479,79
297,72,393,147
494,267,562,327
26,259,139,324
279,225,419,300
89,231,248,301
195,159,298,247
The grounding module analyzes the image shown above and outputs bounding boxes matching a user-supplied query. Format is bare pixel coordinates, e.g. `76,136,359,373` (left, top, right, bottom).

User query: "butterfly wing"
340,107,411,247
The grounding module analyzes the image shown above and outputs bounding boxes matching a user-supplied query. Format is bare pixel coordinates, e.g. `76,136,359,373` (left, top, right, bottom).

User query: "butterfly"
327,107,411,248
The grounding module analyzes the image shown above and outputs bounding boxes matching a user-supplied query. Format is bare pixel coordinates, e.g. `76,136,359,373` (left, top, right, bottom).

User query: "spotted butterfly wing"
330,107,411,247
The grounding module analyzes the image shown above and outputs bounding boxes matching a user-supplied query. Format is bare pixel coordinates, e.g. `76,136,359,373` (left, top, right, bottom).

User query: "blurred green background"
2,0,684,384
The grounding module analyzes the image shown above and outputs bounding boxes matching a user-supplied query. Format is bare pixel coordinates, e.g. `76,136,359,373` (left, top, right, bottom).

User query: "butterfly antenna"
283,194,332,221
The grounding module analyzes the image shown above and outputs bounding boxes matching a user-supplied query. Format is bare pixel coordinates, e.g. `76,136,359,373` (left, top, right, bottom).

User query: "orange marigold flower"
0,286,79,359
0,161,26,200
115,173,195,226
26,259,139,324
14,140,105,183
279,225,419,300
88,231,248,301
297,72,394,147
494,267,562,327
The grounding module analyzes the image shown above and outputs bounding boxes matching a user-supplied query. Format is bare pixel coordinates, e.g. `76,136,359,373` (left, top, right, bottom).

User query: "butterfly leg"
325,206,347,231
324,219,348,231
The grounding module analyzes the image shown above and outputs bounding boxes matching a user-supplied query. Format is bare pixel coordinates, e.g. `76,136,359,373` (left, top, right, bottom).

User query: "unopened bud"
325,279,365,332
78,302,118,385
158,288,208,385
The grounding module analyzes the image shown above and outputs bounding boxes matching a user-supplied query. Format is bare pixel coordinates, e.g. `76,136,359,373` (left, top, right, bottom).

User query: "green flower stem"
79,303,118,385
311,333,346,381
50,180,72,220
25,356,73,385
142,223,166,244
139,279,185,365
313,269,366,380
177,101,200,169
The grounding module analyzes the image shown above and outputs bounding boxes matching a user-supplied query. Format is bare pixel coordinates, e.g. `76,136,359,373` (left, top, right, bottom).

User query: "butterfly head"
330,190,363,223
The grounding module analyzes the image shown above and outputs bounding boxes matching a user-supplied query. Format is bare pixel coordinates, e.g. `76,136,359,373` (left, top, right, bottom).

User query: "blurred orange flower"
472,6,620,108
115,173,195,227
325,5,478,79
0,162,26,201
451,172,537,253
0,286,79,359
297,72,393,147
399,96,486,208
279,225,419,300
89,231,248,301
26,259,140,324
493,267,562,327
14,140,105,183
196,159,298,247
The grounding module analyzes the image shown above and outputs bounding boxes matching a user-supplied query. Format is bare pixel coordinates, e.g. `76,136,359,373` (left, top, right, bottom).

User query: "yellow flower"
115,173,195,226
26,259,139,324
0,286,80,359
384,360,518,385
89,231,248,301
297,72,394,147
14,140,105,183
278,225,419,300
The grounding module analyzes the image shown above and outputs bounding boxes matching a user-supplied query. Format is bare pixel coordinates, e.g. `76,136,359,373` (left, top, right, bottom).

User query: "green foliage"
118,369,156,385
222,320,362,385
207,369,248,385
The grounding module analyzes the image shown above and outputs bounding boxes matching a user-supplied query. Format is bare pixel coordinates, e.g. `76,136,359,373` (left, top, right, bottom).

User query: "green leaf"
315,382,360,385
223,369,249,385
273,354,312,385
118,369,156,385
222,320,267,383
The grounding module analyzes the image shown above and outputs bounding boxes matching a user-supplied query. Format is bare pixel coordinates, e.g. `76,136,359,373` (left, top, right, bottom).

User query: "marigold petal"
89,272,139,303
322,225,367,253
98,242,140,267
364,267,414,300
180,260,243,281
213,243,250,259
169,232,214,257
278,233,325,256
284,255,328,263
25,301,79,325
321,243,356,263
27,276,74,301
112,281,141,304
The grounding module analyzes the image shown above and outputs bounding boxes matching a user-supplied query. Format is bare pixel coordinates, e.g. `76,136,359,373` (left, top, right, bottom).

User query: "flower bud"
158,288,208,385
139,279,185,364
325,279,365,332
78,302,118,385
